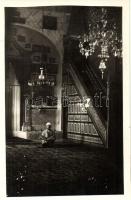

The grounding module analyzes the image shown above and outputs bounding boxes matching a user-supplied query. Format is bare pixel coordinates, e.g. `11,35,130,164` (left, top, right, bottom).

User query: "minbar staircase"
66,63,108,148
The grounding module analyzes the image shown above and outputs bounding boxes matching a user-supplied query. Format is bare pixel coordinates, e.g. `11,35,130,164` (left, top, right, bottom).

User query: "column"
55,57,63,131
11,85,21,134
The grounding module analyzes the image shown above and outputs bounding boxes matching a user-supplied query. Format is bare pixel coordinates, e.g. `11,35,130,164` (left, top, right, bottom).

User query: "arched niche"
6,24,63,139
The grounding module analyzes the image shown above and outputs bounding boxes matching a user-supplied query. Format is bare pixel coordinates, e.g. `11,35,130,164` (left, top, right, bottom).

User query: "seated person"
41,122,56,147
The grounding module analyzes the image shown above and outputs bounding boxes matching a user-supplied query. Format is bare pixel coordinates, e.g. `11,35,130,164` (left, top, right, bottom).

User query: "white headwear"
46,122,51,127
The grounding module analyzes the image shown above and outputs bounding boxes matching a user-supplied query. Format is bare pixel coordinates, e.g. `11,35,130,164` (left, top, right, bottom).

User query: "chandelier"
79,8,122,79
28,66,55,87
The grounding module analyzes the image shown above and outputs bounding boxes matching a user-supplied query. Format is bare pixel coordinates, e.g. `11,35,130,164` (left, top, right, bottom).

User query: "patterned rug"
6,137,123,196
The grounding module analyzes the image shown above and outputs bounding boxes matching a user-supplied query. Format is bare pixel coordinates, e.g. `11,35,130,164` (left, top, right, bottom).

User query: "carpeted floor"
6,137,123,196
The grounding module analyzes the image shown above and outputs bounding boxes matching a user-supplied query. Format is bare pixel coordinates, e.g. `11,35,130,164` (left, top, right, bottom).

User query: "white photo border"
0,0,130,200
